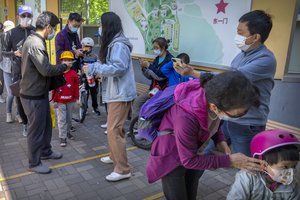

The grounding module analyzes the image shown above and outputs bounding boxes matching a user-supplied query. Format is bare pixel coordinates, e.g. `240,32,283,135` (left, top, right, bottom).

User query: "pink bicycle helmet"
251,129,300,158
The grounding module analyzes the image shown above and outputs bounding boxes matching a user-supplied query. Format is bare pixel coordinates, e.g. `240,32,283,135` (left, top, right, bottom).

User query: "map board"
110,0,252,68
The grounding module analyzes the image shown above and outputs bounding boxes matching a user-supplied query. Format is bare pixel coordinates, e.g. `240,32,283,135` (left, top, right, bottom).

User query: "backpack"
137,85,177,142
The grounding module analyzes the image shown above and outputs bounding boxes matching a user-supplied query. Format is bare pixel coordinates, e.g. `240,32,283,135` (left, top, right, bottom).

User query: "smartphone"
171,58,183,68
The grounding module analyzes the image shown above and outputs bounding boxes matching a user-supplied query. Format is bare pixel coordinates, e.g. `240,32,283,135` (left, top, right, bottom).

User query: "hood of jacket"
173,79,209,130
108,33,133,52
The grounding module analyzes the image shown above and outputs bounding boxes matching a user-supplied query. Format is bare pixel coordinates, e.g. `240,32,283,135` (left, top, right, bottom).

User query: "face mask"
153,49,161,56
47,29,55,40
234,34,252,52
266,167,294,185
20,17,32,27
98,27,102,36
70,27,78,33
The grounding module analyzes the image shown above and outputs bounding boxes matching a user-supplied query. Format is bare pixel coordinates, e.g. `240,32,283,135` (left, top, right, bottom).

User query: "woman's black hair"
263,145,299,165
152,37,170,50
200,71,260,111
99,12,123,63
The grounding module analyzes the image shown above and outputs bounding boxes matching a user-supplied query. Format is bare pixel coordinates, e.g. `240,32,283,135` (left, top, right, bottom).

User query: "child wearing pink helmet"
227,129,300,200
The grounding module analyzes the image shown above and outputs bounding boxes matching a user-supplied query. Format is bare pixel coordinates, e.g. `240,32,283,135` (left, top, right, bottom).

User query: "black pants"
11,74,28,124
86,81,98,109
162,166,204,200
21,97,53,168
0,69,4,94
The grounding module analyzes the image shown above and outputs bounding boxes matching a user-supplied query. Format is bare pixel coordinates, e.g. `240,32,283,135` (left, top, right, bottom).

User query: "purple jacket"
55,25,81,64
146,79,231,183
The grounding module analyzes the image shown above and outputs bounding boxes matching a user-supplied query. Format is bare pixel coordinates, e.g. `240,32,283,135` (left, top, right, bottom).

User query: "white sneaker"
6,113,13,123
104,130,107,135
101,122,107,129
0,95,5,103
105,172,131,182
15,114,23,123
100,156,113,164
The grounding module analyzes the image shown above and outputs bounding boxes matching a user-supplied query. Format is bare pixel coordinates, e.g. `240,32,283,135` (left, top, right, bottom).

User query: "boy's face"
61,58,73,63
82,46,92,53
266,160,298,185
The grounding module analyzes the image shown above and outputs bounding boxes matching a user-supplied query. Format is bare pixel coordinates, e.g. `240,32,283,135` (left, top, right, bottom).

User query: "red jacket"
52,69,79,103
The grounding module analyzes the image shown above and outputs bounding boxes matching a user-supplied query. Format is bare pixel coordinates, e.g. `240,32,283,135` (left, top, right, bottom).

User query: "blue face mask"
47,29,55,40
153,49,161,56
70,27,78,33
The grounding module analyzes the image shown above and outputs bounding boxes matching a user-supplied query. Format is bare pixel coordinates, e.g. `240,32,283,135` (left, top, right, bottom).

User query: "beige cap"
3,20,15,32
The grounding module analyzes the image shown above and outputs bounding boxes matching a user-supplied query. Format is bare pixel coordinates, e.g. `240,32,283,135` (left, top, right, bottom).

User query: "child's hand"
82,64,88,74
173,62,193,76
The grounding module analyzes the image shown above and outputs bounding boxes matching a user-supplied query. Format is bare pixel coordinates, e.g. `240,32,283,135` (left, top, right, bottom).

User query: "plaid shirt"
55,26,82,65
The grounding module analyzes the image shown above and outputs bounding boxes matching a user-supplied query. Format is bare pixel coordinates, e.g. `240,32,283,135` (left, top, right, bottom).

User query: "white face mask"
234,34,252,52
20,17,32,27
153,49,161,56
266,167,294,185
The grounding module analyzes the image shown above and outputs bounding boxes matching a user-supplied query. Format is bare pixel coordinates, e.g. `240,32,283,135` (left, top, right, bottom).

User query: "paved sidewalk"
0,99,298,200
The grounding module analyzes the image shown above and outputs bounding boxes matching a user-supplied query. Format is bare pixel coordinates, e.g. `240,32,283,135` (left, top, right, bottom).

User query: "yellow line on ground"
143,192,164,200
0,146,138,182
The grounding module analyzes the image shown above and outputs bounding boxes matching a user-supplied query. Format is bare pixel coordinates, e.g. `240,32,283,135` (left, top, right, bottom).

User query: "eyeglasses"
222,108,249,118
20,14,32,18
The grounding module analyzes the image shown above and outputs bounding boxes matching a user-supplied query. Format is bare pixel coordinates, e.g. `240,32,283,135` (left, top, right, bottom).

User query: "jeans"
204,121,266,156
162,166,204,200
3,72,14,113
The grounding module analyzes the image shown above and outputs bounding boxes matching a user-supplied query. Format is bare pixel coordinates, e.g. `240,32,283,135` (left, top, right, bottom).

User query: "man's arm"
29,46,67,77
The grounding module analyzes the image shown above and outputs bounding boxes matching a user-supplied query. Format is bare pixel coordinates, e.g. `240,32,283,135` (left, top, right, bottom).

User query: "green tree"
60,0,108,25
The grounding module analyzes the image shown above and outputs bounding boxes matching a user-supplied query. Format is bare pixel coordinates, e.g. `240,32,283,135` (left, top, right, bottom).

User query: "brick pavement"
0,97,298,200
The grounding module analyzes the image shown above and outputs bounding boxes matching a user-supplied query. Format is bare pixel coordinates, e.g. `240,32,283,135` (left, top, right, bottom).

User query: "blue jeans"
204,121,265,156
3,72,14,113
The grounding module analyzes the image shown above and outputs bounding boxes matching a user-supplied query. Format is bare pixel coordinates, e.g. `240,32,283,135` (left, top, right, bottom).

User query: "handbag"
49,75,66,91
10,80,21,97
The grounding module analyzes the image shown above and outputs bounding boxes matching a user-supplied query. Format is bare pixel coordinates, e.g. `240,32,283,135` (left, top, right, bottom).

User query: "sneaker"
67,133,74,140
100,156,113,164
41,152,63,160
92,108,101,116
28,163,51,174
104,130,107,135
6,113,13,123
105,172,131,182
0,95,5,103
22,124,28,137
60,138,67,147
70,126,76,132
15,114,23,123
101,122,107,129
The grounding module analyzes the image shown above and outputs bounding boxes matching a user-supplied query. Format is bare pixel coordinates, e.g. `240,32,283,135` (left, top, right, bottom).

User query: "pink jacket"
146,79,230,183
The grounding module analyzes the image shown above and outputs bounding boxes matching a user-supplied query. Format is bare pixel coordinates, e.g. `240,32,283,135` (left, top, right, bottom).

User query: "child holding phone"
161,53,194,86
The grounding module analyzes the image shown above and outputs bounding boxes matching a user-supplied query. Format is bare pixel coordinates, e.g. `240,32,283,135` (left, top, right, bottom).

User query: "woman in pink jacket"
147,71,266,200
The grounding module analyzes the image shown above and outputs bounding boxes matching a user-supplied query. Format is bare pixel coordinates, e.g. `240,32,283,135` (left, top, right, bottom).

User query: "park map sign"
110,0,252,68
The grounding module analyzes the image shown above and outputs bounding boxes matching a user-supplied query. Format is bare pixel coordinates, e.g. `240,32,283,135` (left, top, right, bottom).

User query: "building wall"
252,0,298,79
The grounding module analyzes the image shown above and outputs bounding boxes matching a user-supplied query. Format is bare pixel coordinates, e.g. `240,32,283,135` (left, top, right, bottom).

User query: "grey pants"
131,92,150,119
21,97,53,168
56,102,73,139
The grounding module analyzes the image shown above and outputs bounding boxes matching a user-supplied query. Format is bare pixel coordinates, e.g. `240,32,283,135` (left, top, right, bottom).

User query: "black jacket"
3,25,35,80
